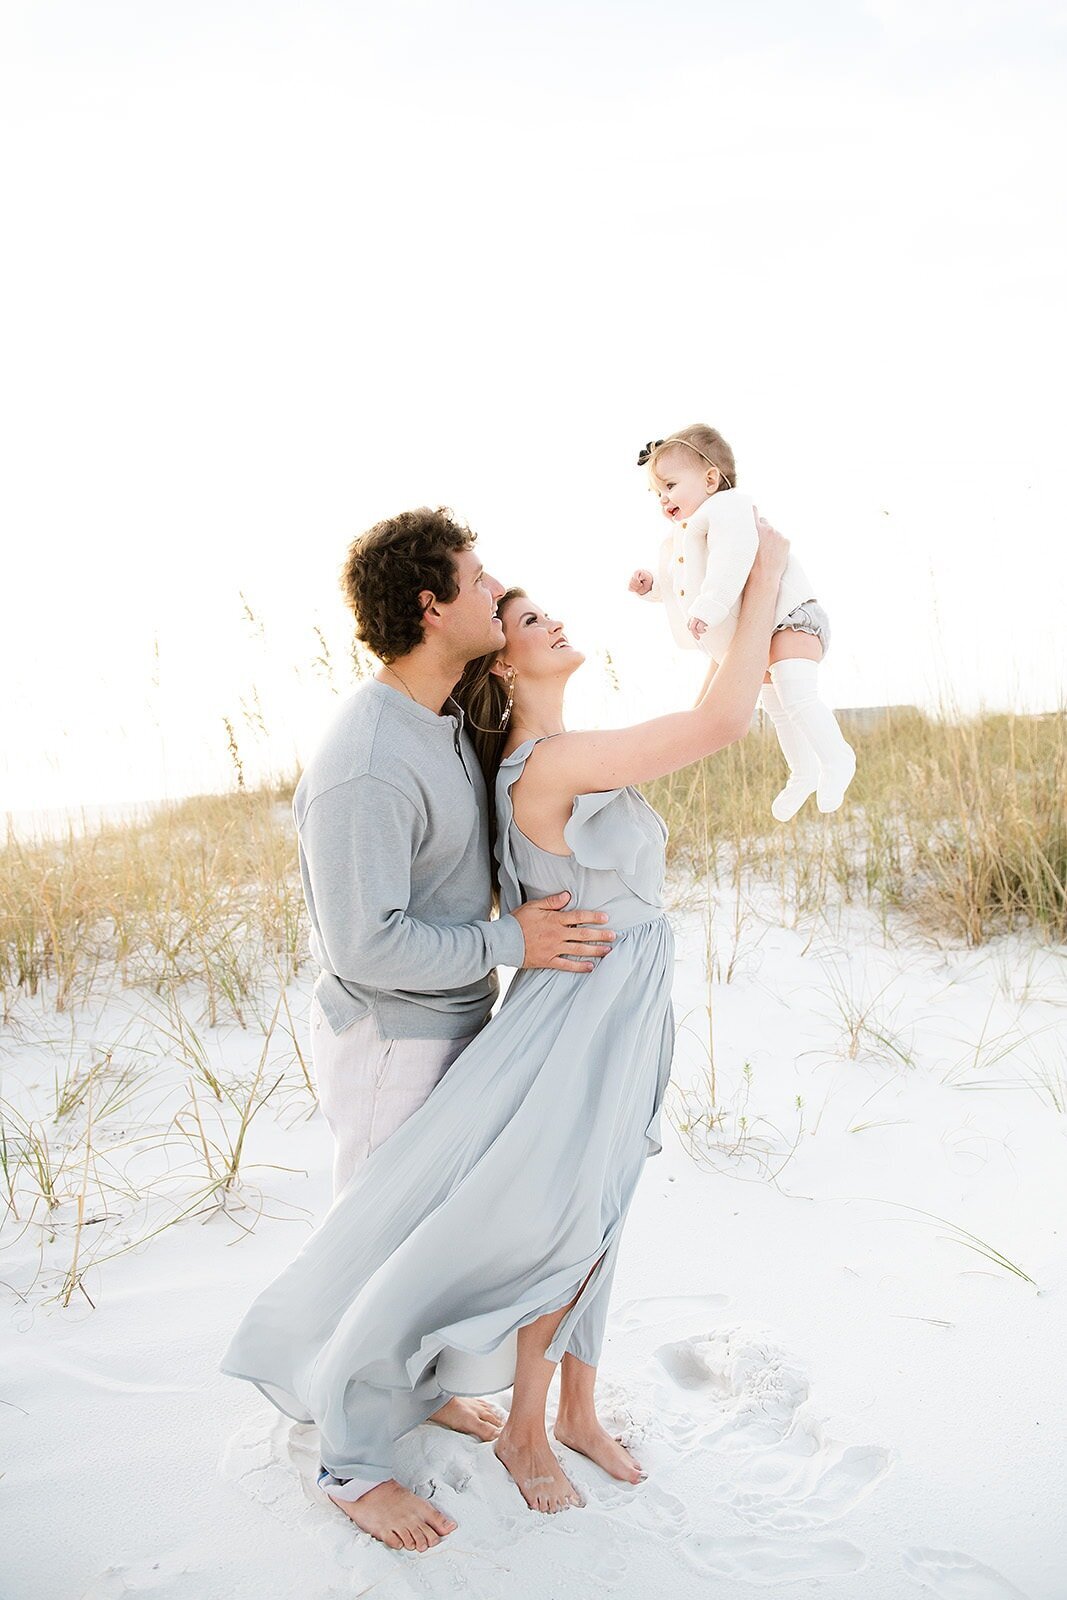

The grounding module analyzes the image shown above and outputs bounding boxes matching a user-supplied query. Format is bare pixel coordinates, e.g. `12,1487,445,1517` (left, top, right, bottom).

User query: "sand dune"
2,884,1064,1598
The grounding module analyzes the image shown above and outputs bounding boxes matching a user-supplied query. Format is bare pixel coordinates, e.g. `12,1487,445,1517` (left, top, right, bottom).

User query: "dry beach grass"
1,704,1065,1309
646,703,1067,946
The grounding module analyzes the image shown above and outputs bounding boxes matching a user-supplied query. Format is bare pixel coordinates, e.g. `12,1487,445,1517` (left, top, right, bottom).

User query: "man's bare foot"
427,1395,505,1440
494,1425,584,1513
325,1478,457,1552
553,1412,646,1484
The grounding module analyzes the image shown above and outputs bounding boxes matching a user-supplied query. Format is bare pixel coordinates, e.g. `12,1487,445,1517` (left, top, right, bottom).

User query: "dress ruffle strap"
494,738,668,911
565,788,667,903
494,741,539,915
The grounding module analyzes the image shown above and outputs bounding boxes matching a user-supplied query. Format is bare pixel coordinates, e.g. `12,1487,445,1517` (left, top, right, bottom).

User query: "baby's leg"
768,630,824,667
767,636,855,814
761,670,821,821
764,632,820,684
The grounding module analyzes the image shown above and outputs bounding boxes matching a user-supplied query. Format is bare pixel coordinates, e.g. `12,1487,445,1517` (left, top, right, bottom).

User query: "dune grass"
645,705,1067,947
1,704,1063,1303
4,707,1063,1028
1,780,304,1021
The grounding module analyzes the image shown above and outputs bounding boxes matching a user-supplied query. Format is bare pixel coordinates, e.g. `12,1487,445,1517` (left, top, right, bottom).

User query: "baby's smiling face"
650,448,716,523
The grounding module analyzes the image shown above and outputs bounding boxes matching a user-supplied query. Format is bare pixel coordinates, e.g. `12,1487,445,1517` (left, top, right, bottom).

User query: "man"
294,505,614,1550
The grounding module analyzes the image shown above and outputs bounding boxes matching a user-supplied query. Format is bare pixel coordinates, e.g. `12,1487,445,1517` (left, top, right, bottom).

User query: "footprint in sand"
653,1324,810,1449
648,1323,892,1578
592,1479,689,1543
79,1552,207,1597
725,1438,894,1531
218,1411,324,1523
579,1517,632,1588
902,1547,1030,1598
683,1531,867,1585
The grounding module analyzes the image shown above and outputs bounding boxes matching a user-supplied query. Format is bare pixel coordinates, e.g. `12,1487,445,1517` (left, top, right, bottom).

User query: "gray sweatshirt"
294,679,526,1040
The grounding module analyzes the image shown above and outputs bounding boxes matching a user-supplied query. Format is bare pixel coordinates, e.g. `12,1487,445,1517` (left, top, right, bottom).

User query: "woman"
220,517,788,1551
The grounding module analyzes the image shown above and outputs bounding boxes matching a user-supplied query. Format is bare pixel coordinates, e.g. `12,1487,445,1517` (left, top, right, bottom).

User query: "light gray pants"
310,998,478,1199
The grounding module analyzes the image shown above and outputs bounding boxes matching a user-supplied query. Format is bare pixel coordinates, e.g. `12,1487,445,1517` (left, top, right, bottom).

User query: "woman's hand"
749,510,790,585
629,569,654,595
687,616,708,641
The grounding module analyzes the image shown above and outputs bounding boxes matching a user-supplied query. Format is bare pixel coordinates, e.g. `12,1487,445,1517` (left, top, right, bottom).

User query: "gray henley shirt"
294,679,527,1040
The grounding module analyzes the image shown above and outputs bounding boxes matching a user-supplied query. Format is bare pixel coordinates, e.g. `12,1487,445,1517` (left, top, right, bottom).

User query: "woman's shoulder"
501,732,631,814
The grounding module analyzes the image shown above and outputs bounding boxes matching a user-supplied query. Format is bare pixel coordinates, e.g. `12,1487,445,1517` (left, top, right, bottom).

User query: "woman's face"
495,596,585,683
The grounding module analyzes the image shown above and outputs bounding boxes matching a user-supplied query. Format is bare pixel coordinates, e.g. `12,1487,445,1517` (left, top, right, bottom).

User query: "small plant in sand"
667,1055,806,1191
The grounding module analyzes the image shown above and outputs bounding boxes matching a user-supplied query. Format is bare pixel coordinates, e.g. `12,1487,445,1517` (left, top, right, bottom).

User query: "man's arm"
300,776,526,989
300,776,614,985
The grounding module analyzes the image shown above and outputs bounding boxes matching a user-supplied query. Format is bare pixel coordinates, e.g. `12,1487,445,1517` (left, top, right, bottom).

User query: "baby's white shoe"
771,770,819,822
816,746,857,813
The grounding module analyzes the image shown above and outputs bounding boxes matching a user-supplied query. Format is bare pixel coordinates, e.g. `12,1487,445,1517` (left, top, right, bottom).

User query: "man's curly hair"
341,507,477,663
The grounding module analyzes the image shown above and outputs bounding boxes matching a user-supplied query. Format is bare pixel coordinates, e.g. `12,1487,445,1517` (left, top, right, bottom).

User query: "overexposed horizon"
3,0,1066,816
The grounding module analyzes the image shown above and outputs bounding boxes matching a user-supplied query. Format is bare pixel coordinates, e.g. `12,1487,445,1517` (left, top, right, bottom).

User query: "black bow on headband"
636,438,665,466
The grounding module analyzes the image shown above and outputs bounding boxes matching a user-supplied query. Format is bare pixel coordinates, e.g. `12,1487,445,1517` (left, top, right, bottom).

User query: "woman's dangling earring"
499,666,516,730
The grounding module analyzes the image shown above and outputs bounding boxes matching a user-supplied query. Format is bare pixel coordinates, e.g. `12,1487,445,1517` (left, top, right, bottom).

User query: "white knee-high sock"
760,682,819,822
768,659,856,813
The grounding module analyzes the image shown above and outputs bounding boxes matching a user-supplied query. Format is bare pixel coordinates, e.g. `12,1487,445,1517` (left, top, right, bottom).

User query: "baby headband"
637,436,732,482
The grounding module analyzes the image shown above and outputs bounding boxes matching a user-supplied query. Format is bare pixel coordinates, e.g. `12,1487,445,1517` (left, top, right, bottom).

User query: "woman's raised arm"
532,515,788,796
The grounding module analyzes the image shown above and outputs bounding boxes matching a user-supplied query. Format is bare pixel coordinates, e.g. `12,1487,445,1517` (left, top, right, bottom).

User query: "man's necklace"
383,662,415,700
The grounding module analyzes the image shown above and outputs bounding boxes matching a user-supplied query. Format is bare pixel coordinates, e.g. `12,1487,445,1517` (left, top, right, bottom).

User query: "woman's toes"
428,1508,457,1535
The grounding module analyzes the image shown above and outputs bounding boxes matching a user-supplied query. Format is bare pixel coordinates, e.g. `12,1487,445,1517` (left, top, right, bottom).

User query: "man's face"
432,546,507,661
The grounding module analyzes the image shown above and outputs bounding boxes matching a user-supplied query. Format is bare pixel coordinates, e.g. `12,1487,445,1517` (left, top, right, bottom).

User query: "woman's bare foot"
553,1411,646,1484
325,1478,457,1552
494,1426,584,1513
428,1395,505,1440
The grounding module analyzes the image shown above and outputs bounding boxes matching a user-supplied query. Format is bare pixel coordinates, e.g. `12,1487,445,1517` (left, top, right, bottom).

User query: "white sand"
2,880,1065,1599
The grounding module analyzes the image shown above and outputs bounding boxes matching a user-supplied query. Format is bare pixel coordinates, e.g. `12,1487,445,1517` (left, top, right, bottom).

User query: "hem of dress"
222,1365,404,1491
405,1101,667,1375
222,1090,666,1466
434,1381,513,1397
218,1367,314,1424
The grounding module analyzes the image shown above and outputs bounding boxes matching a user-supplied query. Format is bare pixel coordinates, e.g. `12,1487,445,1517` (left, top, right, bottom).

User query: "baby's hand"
687,616,708,640
629,569,654,595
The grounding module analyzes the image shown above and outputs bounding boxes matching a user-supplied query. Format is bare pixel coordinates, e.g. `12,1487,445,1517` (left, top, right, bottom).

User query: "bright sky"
3,0,1066,817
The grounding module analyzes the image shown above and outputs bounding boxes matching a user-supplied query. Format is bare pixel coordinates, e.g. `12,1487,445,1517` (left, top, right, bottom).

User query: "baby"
629,424,856,821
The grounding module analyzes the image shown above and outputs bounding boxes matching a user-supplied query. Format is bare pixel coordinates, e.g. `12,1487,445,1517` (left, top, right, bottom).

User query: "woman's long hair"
452,587,525,896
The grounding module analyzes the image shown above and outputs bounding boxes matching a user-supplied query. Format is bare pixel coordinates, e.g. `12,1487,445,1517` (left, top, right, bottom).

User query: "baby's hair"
641,425,737,492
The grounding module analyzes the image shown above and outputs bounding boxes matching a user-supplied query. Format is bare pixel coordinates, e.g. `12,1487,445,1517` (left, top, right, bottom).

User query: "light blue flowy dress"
219,737,676,1489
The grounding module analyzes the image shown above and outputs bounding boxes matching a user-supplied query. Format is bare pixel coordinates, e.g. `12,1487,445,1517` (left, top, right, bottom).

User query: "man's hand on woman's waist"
511,894,615,973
